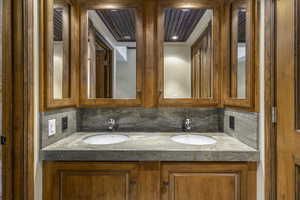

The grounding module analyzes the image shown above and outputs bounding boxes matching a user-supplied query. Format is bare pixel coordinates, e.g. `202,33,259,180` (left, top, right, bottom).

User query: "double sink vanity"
39,0,260,198
42,126,258,162
41,112,259,200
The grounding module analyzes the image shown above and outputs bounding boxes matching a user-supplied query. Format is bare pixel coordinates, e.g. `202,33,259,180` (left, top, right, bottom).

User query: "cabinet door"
43,162,138,200
161,163,251,200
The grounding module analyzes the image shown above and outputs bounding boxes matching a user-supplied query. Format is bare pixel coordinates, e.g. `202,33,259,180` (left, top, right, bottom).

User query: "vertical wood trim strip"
3,0,13,198
264,0,276,199
3,0,35,199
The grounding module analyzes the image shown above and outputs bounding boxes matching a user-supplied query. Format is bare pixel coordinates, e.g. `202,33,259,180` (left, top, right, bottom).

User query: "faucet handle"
108,118,115,124
107,118,116,131
185,118,191,123
184,118,192,131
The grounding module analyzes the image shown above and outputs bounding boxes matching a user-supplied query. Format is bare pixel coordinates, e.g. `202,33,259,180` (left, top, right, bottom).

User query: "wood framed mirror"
157,1,221,107
41,0,78,110
79,1,144,107
223,0,259,111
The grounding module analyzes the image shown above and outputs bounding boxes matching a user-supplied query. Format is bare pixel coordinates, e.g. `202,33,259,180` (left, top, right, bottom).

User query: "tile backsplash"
224,109,259,149
40,107,259,150
78,108,223,133
40,108,77,148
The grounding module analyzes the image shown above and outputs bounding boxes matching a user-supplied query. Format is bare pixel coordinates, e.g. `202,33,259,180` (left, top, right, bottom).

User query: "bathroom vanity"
39,0,260,199
42,132,258,200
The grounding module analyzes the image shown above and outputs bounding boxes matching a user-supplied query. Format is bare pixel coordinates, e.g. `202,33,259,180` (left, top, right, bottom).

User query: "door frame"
264,0,277,199
2,0,35,199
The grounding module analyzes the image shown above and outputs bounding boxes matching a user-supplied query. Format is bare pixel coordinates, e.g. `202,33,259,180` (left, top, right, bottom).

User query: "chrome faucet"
107,118,116,131
183,118,192,132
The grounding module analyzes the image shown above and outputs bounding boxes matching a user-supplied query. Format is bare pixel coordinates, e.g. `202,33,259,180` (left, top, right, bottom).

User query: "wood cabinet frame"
78,0,144,108
157,1,222,107
40,0,79,111
160,162,257,200
43,161,257,200
222,0,259,111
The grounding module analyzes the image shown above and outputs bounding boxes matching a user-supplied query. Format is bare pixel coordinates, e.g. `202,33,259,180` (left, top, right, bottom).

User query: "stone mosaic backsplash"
78,108,224,133
224,109,259,149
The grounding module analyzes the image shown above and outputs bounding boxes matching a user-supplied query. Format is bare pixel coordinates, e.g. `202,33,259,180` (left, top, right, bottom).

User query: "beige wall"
115,49,136,99
164,44,191,98
34,0,43,199
53,42,63,99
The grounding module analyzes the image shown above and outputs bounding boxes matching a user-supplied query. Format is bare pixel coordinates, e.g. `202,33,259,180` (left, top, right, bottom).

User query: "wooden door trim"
156,1,222,107
3,0,35,199
264,0,276,199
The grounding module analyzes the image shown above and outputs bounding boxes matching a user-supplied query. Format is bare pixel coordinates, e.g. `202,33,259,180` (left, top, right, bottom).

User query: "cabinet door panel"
60,171,129,200
171,172,238,200
161,163,249,200
43,162,138,200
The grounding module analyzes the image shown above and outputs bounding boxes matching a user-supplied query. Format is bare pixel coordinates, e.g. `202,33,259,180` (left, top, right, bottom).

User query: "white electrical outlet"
48,119,56,136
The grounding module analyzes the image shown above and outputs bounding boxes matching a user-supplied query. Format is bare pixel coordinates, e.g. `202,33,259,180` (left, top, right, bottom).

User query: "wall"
257,0,265,199
237,43,246,98
224,109,259,149
164,44,191,98
53,42,63,99
34,0,42,199
115,48,136,99
78,108,223,132
40,108,77,148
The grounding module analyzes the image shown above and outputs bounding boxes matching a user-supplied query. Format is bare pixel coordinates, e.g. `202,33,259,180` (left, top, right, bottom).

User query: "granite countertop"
41,132,259,161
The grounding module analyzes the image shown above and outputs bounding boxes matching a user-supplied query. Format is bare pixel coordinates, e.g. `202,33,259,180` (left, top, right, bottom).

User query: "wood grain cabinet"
43,162,256,200
43,162,139,200
161,162,255,200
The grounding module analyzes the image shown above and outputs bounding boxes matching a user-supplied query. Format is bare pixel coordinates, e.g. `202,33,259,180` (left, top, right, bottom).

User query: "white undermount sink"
171,134,217,145
83,134,129,145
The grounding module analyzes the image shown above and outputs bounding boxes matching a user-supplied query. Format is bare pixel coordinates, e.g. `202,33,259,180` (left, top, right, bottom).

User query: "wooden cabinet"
161,163,253,200
43,162,256,200
43,162,138,200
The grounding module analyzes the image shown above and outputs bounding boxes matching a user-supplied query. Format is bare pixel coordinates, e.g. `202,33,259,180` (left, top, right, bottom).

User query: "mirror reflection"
87,8,137,99
53,3,71,99
236,8,247,99
230,6,247,99
163,8,213,99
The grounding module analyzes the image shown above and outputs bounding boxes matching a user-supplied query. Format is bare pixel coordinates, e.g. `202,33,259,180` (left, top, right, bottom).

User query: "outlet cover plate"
48,119,56,136
229,116,235,130
62,116,68,131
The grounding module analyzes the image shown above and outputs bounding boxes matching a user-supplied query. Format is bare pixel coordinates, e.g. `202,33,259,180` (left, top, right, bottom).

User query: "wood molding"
78,1,144,108
156,1,221,107
264,0,276,199
3,0,35,199
3,0,13,198
223,0,260,112
157,1,222,107
40,0,79,111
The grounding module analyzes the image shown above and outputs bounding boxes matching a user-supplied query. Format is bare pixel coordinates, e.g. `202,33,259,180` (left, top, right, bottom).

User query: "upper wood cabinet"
78,1,144,108
223,0,259,111
157,2,221,107
40,0,260,110
40,0,79,110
